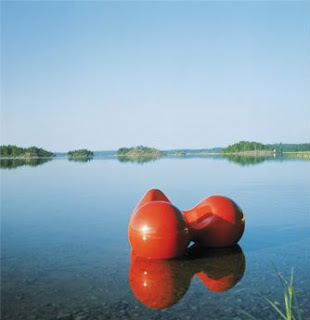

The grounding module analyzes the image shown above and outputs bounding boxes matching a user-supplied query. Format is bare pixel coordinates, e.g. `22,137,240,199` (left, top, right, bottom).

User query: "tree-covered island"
0,145,55,158
117,146,163,160
221,141,273,155
67,149,94,159
221,141,310,157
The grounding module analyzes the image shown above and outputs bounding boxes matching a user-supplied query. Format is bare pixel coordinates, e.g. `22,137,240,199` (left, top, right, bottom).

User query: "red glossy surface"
129,190,245,259
133,189,171,212
129,199,190,259
130,245,245,309
129,253,190,309
184,195,245,247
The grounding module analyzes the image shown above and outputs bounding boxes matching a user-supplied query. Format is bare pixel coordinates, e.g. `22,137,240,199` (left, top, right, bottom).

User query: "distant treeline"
1,142,309,160
67,149,94,158
0,145,54,158
222,141,269,153
267,143,310,152
165,147,222,156
222,141,310,153
117,146,163,158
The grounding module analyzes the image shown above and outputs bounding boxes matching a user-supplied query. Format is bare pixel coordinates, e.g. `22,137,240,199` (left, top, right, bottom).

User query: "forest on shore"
1,142,309,160
0,145,54,158
221,141,310,154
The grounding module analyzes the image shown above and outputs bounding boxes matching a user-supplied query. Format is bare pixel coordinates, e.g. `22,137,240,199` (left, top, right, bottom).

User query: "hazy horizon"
2,141,310,154
1,1,309,152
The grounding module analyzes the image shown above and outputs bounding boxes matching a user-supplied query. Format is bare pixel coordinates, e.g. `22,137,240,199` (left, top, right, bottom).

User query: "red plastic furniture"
128,189,245,259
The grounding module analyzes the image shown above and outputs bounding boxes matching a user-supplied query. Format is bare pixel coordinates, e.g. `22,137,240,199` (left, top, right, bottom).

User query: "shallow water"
1,157,309,320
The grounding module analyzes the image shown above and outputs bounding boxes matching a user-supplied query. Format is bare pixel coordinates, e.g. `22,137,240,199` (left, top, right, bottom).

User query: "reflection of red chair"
129,189,245,259
196,272,236,292
189,245,246,292
129,253,191,310
130,245,246,310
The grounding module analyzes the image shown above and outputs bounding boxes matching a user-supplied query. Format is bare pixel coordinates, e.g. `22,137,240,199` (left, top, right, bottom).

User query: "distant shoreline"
1,141,310,160
220,150,274,156
0,156,55,159
1,151,310,160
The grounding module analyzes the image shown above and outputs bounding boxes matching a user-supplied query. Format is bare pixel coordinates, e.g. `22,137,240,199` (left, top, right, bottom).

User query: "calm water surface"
1,157,309,320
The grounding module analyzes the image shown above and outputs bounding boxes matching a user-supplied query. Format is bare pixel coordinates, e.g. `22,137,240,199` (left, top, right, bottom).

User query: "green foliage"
117,146,163,158
67,149,94,159
222,141,271,153
267,143,310,153
222,142,310,154
238,267,302,320
265,267,302,320
0,145,54,158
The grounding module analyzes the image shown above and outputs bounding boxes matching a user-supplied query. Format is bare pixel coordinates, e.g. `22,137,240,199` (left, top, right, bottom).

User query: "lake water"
1,157,309,320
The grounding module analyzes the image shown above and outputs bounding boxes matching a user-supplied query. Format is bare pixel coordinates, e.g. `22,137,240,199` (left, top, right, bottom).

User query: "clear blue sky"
1,1,309,152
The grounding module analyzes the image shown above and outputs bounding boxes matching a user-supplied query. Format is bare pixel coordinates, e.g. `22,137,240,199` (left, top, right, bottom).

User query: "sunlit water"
1,157,309,320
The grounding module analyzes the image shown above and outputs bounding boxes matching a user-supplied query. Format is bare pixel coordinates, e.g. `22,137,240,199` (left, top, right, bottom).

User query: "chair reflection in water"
129,245,246,310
